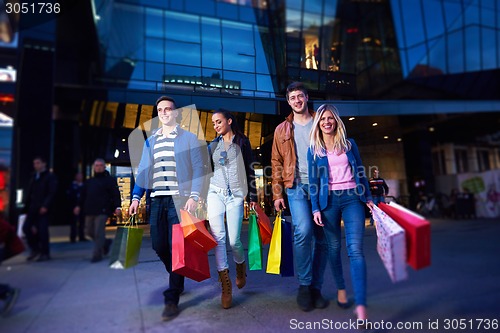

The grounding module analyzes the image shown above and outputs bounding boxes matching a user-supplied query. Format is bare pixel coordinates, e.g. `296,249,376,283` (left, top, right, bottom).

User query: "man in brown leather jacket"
271,82,327,312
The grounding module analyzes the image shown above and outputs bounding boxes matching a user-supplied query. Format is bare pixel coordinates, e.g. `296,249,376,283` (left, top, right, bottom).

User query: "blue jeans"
286,183,326,286
207,184,245,271
370,195,384,225
149,196,186,305
320,190,367,306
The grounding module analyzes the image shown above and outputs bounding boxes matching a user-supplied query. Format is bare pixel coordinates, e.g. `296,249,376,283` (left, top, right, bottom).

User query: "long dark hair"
213,108,247,148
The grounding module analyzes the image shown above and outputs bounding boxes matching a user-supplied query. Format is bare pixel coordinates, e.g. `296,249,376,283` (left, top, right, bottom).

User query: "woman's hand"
366,200,375,211
313,211,323,226
249,201,257,210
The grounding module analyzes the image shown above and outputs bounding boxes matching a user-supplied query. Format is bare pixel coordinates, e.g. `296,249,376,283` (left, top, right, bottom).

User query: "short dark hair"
286,82,308,100
33,156,47,163
155,95,176,108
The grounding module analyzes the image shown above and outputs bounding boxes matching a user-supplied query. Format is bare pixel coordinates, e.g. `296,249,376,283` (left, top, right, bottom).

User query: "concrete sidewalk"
1,218,499,333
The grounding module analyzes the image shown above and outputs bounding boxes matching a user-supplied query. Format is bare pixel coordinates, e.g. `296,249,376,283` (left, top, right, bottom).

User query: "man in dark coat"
23,156,58,262
76,158,121,262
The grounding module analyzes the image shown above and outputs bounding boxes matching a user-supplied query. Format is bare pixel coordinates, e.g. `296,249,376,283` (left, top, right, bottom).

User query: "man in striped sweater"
129,96,206,321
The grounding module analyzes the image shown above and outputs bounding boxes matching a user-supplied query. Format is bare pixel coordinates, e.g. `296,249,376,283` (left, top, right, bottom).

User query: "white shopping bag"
17,214,26,238
372,205,408,283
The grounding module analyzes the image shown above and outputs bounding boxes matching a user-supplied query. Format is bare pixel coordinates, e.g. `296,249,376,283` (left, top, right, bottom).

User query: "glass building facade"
1,0,499,221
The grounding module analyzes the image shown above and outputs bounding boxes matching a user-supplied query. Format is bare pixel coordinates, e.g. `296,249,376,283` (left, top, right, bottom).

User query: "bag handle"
124,214,139,228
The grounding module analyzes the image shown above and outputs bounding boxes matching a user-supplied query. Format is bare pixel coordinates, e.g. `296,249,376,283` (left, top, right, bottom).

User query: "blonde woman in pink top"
307,104,373,327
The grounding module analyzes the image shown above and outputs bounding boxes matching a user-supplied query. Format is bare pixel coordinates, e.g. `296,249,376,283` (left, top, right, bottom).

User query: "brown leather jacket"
271,110,315,201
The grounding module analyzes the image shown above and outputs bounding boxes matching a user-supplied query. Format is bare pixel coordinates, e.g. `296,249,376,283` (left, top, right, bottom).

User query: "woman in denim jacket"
307,104,373,325
207,109,257,309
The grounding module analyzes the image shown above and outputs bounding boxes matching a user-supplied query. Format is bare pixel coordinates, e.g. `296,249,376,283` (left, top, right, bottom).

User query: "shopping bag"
109,215,144,269
372,205,408,283
172,224,210,282
0,218,25,262
17,214,26,238
247,211,263,270
280,216,294,277
254,205,272,245
379,202,431,270
180,209,217,253
266,211,282,274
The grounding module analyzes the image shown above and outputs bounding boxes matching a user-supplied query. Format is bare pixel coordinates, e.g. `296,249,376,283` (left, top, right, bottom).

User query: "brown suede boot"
218,269,232,309
235,262,247,289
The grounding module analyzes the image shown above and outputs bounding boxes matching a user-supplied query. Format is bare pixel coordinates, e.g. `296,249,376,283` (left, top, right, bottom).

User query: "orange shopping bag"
180,209,217,253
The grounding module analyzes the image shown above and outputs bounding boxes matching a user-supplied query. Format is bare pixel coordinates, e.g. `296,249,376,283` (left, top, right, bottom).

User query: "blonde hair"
309,104,351,158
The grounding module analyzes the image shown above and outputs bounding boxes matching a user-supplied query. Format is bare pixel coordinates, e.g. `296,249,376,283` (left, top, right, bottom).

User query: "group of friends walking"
16,81,378,326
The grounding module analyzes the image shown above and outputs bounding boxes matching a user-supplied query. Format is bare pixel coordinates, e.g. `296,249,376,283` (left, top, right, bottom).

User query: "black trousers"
149,195,187,305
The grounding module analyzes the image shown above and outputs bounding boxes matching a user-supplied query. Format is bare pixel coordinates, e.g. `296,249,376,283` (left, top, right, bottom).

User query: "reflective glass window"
222,21,255,72
185,0,215,16
165,11,200,43
286,9,302,33
422,1,445,40
145,8,164,38
447,31,465,73
255,27,272,74
216,2,238,20
201,17,222,69
223,70,256,91
481,28,497,70
287,0,302,10
465,26,481,71
145,38,164,62
306,0,323,14
323,0,337,17
400,2,424,48
165,64,201,77
145,62,164,81
443,1,463,30
481,3,496,27
303,13,321,70
165,40,201,67
407,44,427,75
257,74,274,92
428,39,447,74
464,1,480,25
130,60,145,80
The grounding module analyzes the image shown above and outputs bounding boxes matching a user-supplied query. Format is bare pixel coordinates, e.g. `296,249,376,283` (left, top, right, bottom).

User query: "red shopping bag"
180,209,217,253
172,224,210,282
0,218,25,261
254,205,272,245
378,202,431,270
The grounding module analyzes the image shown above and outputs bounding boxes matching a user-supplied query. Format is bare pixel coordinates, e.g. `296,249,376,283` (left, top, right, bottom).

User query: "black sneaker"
2,288,20,317
296,285,313,312
162,303,179,321
90,256,103,263
310,287,329,309
26,252,40,261
36,254,51,262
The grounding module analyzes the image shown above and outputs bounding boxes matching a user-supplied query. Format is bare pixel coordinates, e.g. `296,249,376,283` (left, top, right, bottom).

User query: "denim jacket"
208,135,257,203
307,138,372,214
131,127,206,201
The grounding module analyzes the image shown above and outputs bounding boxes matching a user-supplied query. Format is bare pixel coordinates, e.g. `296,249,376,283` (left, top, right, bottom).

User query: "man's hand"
184,198,197,213
274,198,286,211
73,206,80,216
129,200,139,215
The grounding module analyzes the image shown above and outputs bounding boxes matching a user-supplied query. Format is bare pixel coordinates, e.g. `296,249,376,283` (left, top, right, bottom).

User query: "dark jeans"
149,195,187,305
23,212,50,256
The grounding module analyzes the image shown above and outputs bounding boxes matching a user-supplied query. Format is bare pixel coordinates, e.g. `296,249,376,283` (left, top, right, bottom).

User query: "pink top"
327,151,356,190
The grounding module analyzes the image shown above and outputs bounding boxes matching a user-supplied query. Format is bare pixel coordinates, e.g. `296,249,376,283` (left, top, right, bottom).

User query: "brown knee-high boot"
218,269,232,309
236,262,247,289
